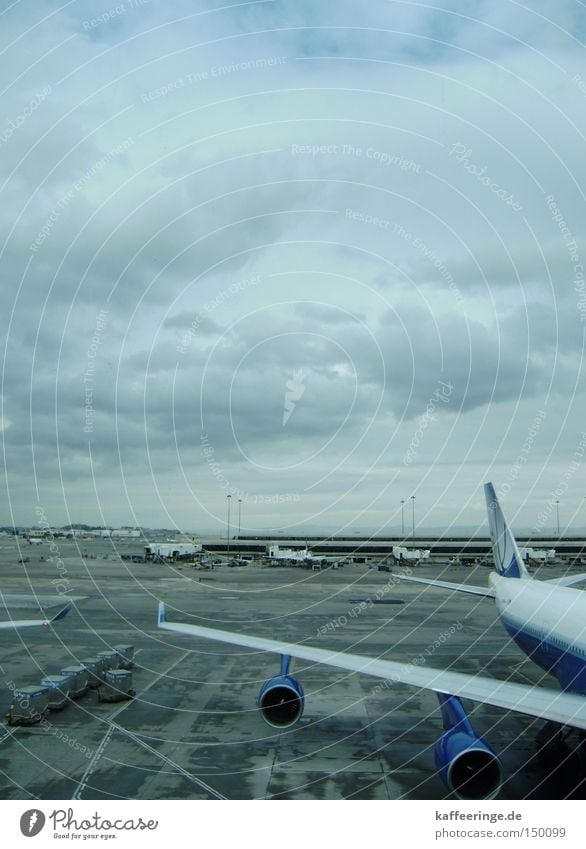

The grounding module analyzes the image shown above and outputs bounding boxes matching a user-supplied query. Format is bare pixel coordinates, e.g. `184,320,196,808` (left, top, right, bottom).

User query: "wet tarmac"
0,537,584,800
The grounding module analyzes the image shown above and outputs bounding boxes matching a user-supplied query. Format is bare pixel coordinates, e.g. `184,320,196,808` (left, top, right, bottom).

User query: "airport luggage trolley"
40,675,72,710
81,657,106,689
97,669,136,703
96,649,118,672
114,644,135,670
60,665,89,699
5,685,50,725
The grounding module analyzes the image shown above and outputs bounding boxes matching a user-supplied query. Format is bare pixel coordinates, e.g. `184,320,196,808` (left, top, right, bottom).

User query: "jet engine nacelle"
434,693,502,800
258,673,304,728
435,729,502,800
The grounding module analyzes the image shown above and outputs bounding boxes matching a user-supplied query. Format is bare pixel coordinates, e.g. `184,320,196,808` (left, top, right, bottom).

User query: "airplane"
156,483,586,800
267,544,342,568
205,553,254,567
0,603,72,630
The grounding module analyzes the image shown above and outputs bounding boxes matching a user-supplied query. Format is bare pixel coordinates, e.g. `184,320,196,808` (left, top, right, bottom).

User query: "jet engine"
257,654,304,728
434,693,503,800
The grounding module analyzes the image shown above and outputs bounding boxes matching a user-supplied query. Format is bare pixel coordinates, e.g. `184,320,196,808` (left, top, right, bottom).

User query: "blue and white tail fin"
484,483,530,579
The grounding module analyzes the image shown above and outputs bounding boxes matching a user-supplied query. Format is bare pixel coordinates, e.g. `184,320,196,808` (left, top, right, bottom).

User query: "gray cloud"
1,1,585,531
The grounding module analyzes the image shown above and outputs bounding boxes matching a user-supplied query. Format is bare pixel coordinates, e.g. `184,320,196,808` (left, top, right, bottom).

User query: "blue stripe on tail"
484,483,530,579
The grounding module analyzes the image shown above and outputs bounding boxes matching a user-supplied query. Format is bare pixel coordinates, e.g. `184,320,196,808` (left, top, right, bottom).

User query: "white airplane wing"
0,603,72,630
391,573,495,598
157,603,586,731
544,573,586,588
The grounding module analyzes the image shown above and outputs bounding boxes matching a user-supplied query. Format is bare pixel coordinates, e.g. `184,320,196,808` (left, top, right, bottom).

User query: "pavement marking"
159,579,192,584
71,650,190,800
509,660,540,685
71,650,226,801
108,722,227,800
0,726,18,746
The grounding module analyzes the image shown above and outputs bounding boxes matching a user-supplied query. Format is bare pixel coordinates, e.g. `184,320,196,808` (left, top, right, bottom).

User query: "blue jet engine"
434,693,503,799
258,654,304,728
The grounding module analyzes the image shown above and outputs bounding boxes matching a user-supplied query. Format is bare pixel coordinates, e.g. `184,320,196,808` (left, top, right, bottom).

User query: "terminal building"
199,534,586,566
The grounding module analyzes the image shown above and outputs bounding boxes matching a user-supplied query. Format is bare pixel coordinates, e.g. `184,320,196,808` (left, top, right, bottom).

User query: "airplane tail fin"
49,603,73,622
158,601,167,625
484,483,530,579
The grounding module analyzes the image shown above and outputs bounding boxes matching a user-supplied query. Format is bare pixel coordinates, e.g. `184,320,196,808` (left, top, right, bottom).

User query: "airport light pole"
238,498,242,539
555,499,560,536
400,500,405,536
411,495,416,540
227,494,232,553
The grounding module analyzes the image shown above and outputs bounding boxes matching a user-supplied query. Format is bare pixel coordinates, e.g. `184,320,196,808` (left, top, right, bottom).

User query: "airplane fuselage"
491,573,586,695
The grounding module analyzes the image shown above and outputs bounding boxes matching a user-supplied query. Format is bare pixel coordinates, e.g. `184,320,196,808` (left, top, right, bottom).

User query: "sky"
1,0,585,535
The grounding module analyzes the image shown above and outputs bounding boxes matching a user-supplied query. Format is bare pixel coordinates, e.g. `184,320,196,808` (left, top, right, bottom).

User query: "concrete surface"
0,537,584,800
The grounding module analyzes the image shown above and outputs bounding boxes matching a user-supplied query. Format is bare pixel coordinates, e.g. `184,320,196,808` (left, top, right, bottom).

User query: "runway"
0,538,583,800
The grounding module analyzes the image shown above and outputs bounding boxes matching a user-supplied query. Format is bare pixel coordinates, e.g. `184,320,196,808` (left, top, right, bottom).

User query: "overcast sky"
1,1,585,535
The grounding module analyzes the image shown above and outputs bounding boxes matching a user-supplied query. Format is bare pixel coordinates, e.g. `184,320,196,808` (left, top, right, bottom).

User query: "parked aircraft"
0,603,72,630
267,545,341,567
209,553,254,567
157,483,586,799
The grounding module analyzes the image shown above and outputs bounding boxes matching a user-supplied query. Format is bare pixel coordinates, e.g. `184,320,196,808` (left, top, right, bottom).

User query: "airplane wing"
544,573,586,588
0,603,72,630
391,573,495,598
157,603,586,731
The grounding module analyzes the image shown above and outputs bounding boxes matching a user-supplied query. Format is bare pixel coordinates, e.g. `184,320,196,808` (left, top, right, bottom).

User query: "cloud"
1,1,585,530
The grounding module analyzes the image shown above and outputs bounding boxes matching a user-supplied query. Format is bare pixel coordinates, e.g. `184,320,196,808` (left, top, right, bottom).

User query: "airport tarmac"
0,537,584,800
